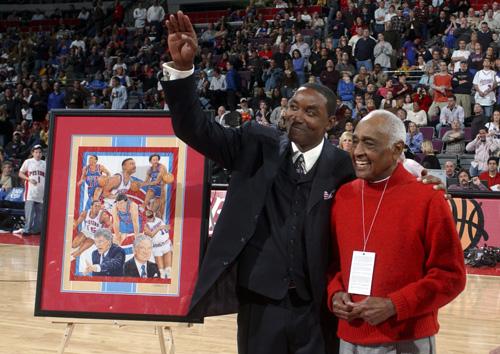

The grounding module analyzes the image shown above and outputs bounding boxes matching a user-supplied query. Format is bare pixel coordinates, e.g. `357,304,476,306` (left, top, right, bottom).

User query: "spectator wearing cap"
15,145,45,236
236,98,254,122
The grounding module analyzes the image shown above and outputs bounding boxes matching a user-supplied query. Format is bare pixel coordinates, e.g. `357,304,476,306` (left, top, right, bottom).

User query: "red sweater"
327,164,466,345
479,171,500,188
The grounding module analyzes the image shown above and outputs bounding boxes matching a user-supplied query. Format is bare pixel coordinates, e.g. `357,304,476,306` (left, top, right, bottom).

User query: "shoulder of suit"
241,120,283,142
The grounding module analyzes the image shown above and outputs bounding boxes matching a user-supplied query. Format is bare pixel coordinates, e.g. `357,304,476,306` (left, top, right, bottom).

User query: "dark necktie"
294,154,306,175
140,264,147,278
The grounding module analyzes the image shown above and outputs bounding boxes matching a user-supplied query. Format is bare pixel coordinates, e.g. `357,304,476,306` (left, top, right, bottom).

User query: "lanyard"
361,177,390,252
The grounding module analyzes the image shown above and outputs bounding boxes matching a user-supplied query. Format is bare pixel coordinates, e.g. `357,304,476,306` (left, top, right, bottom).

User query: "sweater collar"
362,163,413,191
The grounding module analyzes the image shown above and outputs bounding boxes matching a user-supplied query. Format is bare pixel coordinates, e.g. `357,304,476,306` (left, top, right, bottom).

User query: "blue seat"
0,187,25,231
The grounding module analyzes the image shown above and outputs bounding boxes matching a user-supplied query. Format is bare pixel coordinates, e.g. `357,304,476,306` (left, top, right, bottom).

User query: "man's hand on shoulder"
166,11,197,71
417,169,445,191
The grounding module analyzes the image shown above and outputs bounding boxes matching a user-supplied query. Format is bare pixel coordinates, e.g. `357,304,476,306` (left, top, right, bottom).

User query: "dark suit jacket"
163,76,355,320
123,258,160,278
91,244,125,276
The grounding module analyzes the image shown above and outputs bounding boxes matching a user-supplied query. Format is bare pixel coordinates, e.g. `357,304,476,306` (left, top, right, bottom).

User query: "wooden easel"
52,319,193,354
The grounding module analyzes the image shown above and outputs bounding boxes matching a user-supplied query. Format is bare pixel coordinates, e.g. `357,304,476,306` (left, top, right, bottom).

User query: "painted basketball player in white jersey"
143,209,173,279
102,158,137,211
72,199,110,258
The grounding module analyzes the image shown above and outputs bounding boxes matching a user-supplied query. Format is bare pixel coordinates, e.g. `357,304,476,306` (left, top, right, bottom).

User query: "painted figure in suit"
85,228,125,276
163,12,442,354
123,234,161,278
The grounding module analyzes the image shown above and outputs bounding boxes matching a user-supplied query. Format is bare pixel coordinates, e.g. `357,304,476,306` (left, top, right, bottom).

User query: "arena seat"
0,187,25,231
419,127,434,141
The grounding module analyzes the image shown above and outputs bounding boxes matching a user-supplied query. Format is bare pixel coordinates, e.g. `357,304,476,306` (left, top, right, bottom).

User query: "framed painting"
35,110,208,322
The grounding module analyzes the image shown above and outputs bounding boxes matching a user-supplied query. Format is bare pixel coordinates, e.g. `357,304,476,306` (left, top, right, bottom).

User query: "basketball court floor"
0,236,498,354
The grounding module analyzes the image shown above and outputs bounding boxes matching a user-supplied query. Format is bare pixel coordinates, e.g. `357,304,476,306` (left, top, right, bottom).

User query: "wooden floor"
0,243,498,354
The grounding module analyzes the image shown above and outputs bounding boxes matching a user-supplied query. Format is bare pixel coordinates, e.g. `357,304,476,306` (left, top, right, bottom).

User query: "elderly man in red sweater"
327,110,466,353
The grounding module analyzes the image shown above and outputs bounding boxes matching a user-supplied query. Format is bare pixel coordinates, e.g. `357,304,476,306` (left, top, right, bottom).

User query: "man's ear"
326,115,336,131
393,140,405,158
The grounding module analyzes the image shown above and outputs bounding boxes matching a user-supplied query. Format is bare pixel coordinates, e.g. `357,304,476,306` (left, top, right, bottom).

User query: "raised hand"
166,11,198,71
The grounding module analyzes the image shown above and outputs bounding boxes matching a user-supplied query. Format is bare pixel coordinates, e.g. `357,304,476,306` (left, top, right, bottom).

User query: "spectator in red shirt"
412,87,433,113
113,0,124,25
479,157,500,190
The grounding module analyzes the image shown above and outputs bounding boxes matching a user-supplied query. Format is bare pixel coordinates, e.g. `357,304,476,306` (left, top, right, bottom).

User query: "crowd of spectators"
1,0,500,197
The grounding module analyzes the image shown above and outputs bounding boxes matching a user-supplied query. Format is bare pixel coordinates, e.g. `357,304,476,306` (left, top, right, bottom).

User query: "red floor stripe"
0,233,40,246
466,264,500,277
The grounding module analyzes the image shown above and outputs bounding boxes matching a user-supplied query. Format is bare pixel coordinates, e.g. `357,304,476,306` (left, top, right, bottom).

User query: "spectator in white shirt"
438,95,465,134
110,77,128,110
466,127,500,176
374,1,387,34
451,40,470,72
473,58,498,117
209,68,227,108
406,102,428,127
147,0,165,34
133,1,147,29
70,34,86,52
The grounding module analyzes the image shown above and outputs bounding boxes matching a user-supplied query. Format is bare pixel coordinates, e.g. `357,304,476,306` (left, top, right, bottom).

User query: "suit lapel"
263,132,289,180
306,140,337,213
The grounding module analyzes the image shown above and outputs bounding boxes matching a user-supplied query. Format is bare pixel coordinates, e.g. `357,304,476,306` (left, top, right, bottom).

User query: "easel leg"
57,323,75,354
165,326,175,354
157,326,175,354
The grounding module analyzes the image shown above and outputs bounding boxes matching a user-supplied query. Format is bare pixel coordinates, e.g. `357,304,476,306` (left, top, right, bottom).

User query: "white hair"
133,234,152,249
360,109,406,147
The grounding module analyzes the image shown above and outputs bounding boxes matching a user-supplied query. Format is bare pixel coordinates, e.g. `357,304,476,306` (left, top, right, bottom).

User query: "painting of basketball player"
102,158,137,211
141,154,169,217
76,155,110,209
143,209,173,279
111,193,140,245
72,199,110,258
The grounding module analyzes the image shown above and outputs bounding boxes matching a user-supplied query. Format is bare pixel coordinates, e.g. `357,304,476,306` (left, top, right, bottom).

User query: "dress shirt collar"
291,139,324,174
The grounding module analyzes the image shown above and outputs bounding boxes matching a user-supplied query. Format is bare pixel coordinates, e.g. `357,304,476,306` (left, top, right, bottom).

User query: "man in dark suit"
85,228,125,277
123,235,160,278
163,12,444,354
162,12,354,354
